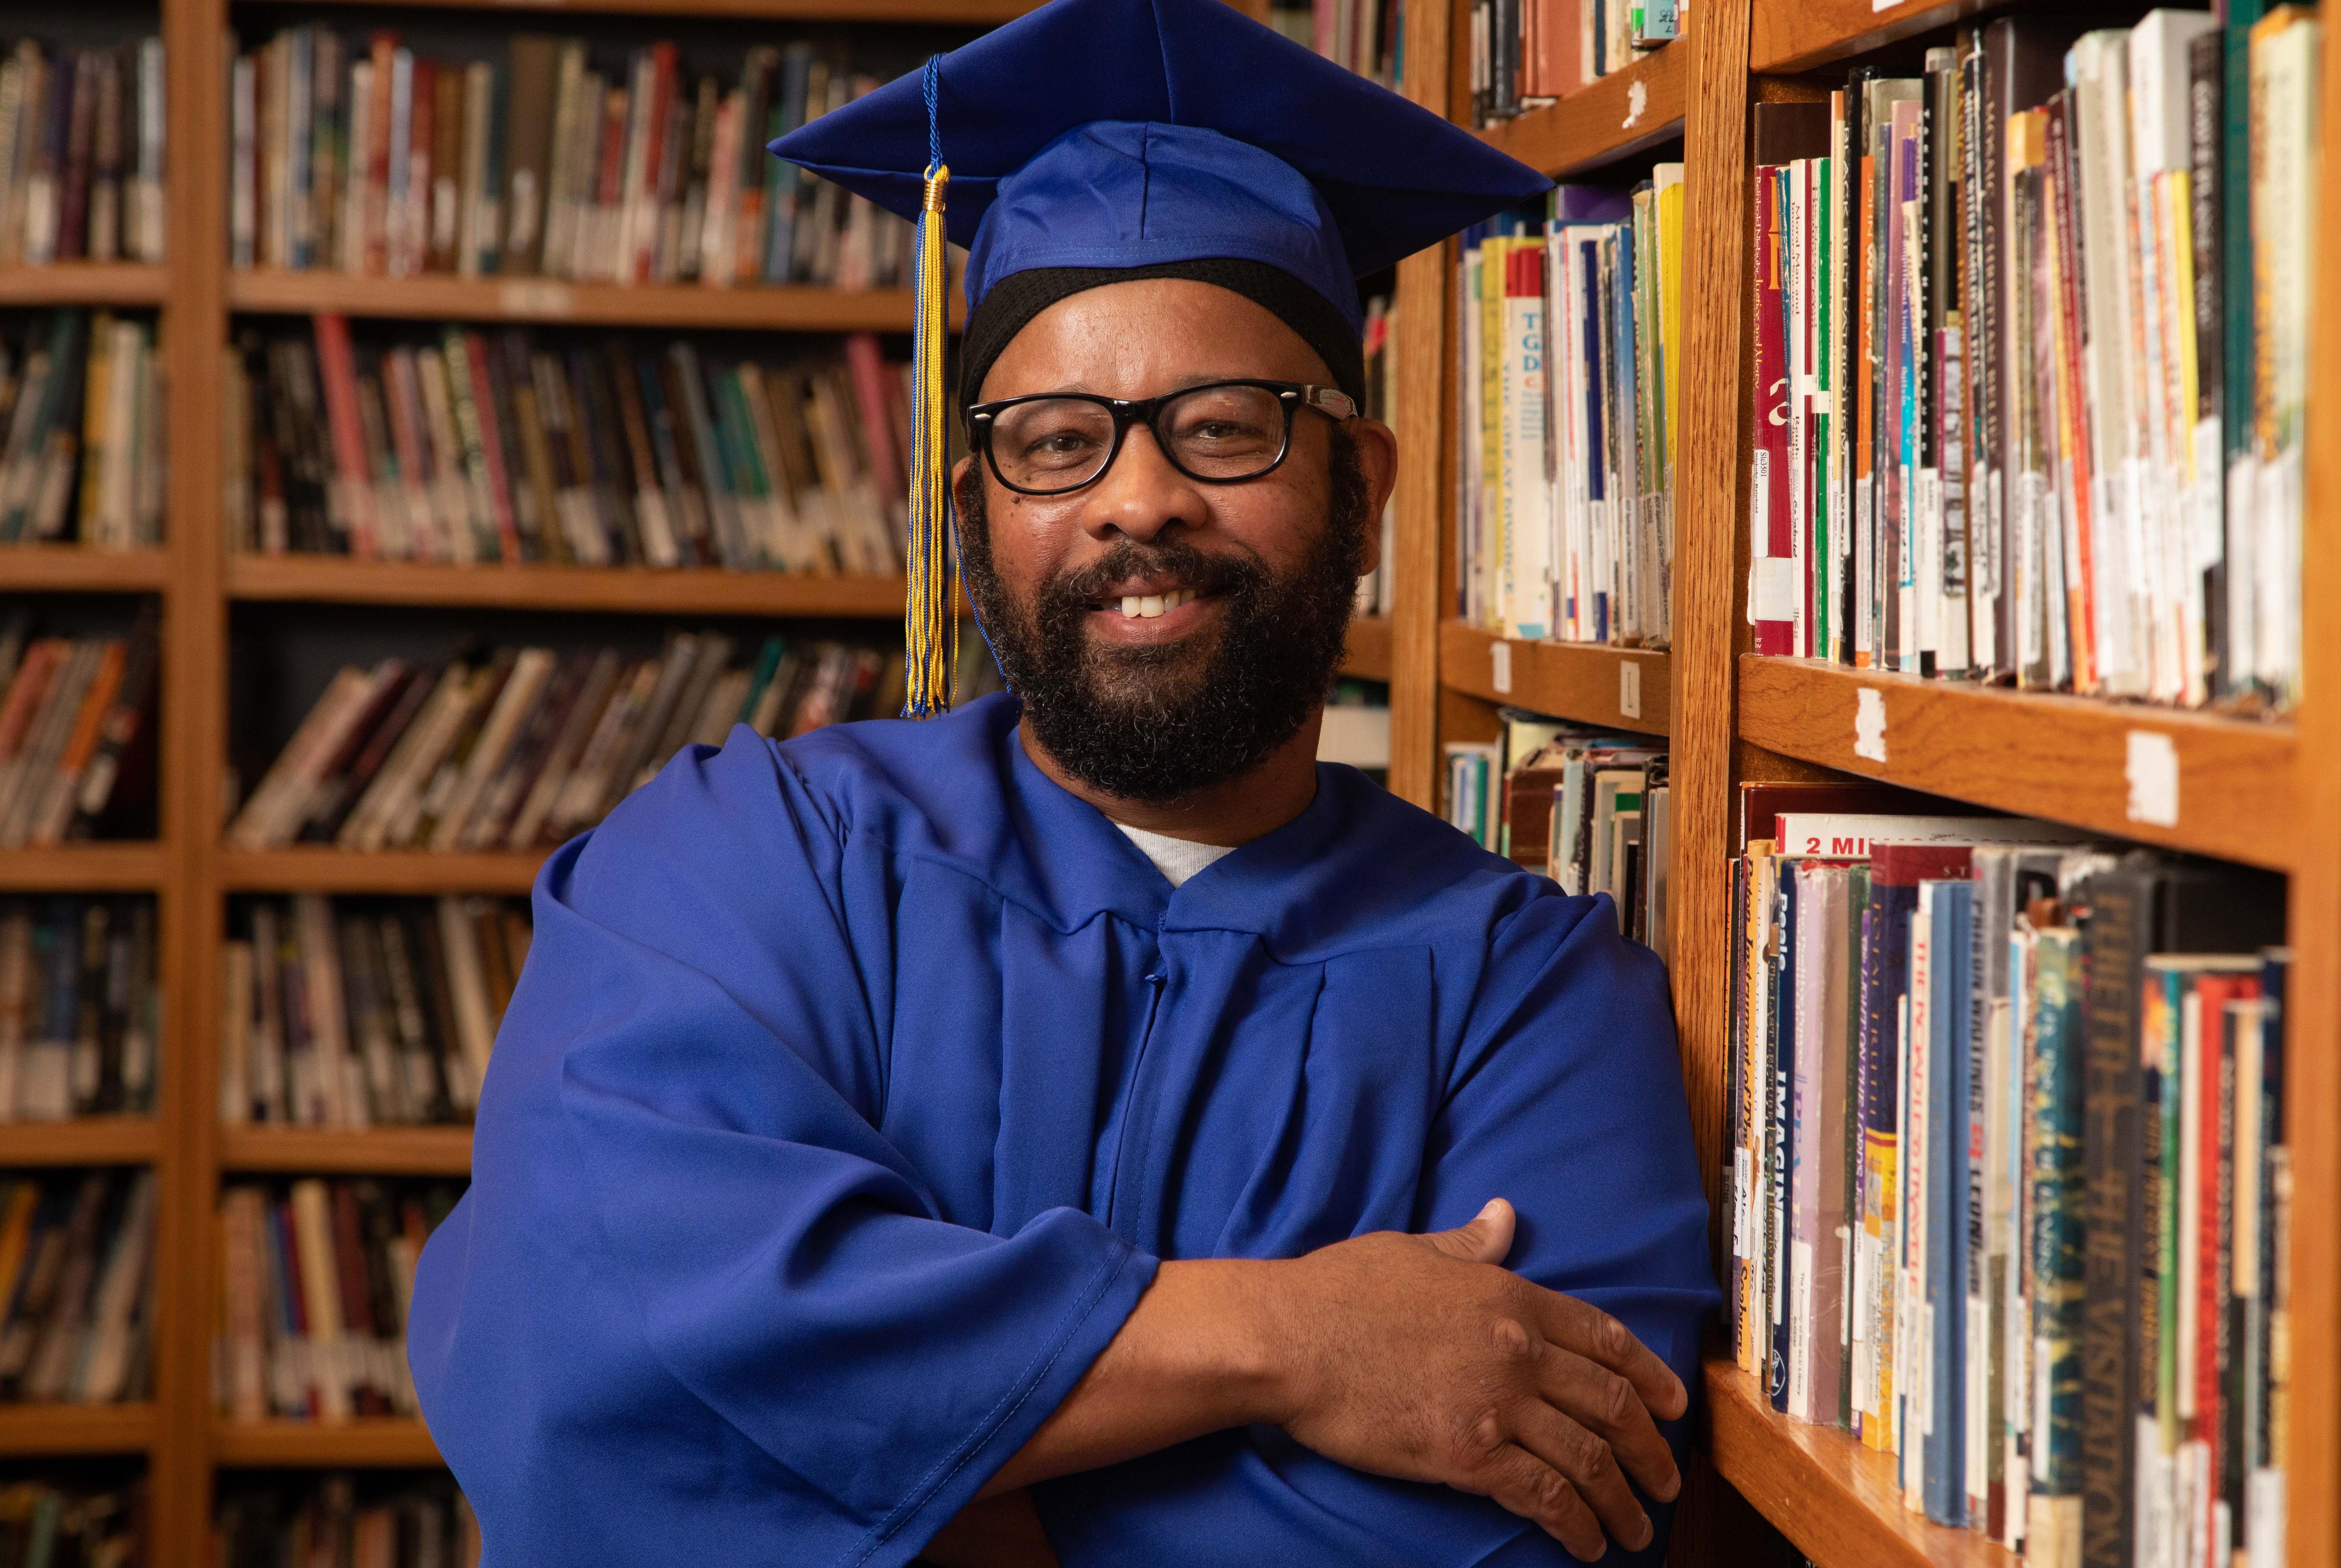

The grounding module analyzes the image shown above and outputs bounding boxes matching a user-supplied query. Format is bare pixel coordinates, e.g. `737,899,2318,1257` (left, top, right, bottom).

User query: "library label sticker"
1623,79,1648,130
1490,640,1513,696
500,281,576,319
1853,687,1887,763
2125,730,2180,828
1619,658,1642,720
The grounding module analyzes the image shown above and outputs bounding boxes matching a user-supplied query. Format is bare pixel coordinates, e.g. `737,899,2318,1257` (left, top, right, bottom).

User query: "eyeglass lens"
986,384,1288,493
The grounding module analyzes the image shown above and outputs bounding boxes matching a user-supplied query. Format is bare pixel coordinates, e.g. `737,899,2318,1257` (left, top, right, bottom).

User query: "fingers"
1474,1444,1607,1560
1419,1197,1516,1267
1529,1344,1679,1506
1529,1289,1688,1423
1506,1398,1654,1554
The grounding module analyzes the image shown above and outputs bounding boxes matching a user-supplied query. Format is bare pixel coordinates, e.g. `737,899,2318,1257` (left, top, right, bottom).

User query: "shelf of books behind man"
214,1175,463,1440
1451,160,1686,736
217,1469,477,1568
1715,786,2296,1568
1738,11,2315,725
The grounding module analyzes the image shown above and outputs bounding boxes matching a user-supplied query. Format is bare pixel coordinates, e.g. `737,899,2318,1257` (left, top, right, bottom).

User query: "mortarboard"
771,0,1550,717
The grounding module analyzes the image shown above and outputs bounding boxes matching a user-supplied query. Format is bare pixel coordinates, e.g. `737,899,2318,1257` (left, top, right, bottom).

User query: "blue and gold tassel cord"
903,57,958,717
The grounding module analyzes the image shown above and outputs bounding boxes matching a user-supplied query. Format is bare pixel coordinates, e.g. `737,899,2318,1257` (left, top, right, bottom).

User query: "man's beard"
956,429,1373,806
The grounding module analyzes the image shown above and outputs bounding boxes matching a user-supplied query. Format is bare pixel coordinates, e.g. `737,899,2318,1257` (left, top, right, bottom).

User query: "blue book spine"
1924,880,1971,1525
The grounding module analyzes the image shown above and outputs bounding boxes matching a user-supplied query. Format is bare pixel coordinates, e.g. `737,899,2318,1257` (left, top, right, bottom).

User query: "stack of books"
1444,712,1671,963
0,1169,158,1406
230,29,910,290
218,1473,479,1568
1727,786,2292,1564
224,632,935,855
1459,176,1684,646
0,607,160,846
0,896,159,1123
225,318,912,573
0,39,167,269
1266,0,1399,89
0,312,165,550
0,1472,145,1561
221,895,527,1132
215,1178,460,1424
1469,0,1678,128
1743,8,2321,712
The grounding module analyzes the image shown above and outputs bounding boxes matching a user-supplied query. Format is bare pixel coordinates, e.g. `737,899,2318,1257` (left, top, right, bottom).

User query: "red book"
842,333,903,502
462,331,522,563
312,314,381,558
1750,161,1791,655
2193,965,2260,1552
2043,92,2096,690
365,34,397,276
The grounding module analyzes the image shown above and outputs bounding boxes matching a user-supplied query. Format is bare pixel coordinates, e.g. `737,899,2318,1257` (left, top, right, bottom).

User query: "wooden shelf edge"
0,1117,160,1167
211,1419,442,1468
1736,656,2296,871
1706,1359,2016,1568
219,1125,473,1178
1477,40,1689,178
0,1403,158,1456
228,554,910,617
1439,620,1671,735
237,0,1040,19
1341,615,1393,682
218,849,548,895
227,270,950,332
0,264,167,308
0,545,169,593
1749,0,2004,75
0,844,169,891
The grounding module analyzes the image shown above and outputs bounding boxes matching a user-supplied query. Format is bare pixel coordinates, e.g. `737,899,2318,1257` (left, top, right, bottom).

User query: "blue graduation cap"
770,0,1549,716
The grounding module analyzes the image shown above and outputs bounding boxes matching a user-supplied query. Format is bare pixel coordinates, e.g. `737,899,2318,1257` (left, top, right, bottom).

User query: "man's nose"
1077,423,1208,545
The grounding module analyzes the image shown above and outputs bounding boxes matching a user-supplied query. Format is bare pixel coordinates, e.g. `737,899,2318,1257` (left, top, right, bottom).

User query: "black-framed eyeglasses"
965,379,1359,497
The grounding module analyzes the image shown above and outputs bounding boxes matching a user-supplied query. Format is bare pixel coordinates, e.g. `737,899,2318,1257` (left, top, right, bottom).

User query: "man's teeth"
1117,588,1195,619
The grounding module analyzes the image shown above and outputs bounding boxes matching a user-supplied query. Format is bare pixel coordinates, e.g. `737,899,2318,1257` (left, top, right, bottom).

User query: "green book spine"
2031,926,2084,1499
2220,0,2267,466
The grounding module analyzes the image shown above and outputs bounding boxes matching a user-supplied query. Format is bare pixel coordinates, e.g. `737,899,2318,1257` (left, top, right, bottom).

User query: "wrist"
1148,1258,1307,1430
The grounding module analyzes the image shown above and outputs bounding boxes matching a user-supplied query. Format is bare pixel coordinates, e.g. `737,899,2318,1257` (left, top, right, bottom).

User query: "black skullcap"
958,258,1369,412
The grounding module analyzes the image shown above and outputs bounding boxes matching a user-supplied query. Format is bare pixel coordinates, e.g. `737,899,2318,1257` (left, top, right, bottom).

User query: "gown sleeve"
1034,889,1719,1568
406,730,1156,1568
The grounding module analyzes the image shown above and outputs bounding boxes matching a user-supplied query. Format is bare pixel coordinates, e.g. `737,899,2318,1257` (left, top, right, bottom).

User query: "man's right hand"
975,1198,1687,1562
1257,1199,1687,1561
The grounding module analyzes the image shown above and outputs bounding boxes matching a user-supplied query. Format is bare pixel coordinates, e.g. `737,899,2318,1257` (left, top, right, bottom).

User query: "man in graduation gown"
407,1,1719,1562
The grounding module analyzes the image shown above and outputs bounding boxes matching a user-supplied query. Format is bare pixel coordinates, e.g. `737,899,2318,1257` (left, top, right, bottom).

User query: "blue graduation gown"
408,692,1717,1567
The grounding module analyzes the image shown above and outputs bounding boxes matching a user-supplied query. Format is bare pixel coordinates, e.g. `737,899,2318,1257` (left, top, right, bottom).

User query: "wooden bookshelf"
0,545,170,594
1340,614,1392,682
0,844,170,891
1390,0,2341,1561
219,1126,473,1178
217,849,549,895
1438,621,1671,736
0,264,169,308
227,270,947,333
1738,658,2298,873
0,1403,160,1456
1475,38,1689,178
1748,0,2003,74
211,1420,442,1469
1705,1362,2016,1568
229,554,913,617
0,1117,163,1167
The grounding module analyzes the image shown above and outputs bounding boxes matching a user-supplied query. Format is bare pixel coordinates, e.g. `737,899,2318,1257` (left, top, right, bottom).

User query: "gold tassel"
902,161,958,717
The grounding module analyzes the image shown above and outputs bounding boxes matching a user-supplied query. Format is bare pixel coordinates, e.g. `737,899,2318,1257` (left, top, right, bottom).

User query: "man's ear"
1351,419,1398,575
